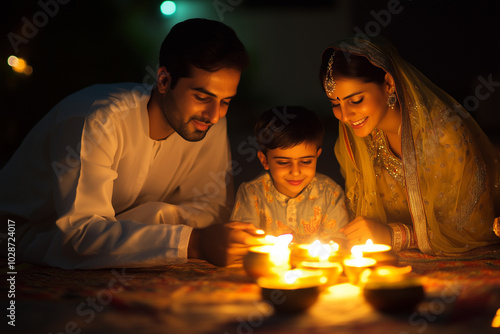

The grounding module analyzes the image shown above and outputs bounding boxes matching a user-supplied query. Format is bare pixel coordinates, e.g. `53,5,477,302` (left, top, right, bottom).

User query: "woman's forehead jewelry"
324,50,336,93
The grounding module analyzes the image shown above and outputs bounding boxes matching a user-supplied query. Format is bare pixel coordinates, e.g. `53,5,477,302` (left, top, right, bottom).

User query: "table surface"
2,248,500,334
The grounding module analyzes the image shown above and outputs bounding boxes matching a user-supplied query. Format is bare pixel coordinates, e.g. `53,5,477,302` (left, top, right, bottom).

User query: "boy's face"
258,142,322,198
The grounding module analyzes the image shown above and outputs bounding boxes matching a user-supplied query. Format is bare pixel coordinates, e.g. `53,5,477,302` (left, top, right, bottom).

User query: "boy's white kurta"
0,83,234,269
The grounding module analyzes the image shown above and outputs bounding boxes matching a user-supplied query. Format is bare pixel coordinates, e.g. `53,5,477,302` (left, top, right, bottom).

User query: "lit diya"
298,261,343,287
362,265,425,313
290,240,343,267
353,239,398,266
343,247,377,285
243,233,293,279
257,269,326,313
296,240,343,287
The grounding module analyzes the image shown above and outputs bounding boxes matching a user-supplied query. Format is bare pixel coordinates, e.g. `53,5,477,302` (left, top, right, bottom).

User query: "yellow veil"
326,37,500,255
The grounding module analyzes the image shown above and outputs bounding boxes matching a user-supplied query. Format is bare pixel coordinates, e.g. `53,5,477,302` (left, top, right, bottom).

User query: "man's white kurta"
0,83,234,269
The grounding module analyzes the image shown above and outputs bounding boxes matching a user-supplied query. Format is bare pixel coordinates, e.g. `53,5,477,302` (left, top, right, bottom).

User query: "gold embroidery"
365,129,405,187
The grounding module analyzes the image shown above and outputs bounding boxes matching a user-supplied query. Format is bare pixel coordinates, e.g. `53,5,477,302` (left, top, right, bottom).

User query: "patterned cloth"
230,172,348,243
2,251,500,334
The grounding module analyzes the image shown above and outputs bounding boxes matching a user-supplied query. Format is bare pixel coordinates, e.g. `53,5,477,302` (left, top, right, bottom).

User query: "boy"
230,106,348,244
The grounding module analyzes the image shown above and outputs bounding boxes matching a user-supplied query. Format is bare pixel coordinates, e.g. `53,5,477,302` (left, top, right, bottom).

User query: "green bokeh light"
160,1,176,15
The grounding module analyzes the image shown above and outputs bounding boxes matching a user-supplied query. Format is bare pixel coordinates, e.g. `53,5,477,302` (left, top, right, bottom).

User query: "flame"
264,235,276,243
268,234,293,269
307,240,331,261
351,246,363,259
366,239,373,246
274,234,293,247
329,241,340,252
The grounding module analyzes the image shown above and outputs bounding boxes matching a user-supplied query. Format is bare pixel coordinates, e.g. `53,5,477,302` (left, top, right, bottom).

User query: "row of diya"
243,231,425,313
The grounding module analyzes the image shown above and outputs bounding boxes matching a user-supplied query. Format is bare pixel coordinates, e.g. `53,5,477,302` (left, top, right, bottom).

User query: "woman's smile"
350,116,368,128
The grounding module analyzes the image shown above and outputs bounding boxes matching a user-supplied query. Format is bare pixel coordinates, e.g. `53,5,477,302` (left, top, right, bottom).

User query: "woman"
319,37,500,256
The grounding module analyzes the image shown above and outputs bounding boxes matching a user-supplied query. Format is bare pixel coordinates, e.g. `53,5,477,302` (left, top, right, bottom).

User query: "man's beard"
162,93,212,142
179,116,212,142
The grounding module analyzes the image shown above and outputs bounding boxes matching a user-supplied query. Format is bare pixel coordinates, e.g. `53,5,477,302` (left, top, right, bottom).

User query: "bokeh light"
160,1,176,15
7,55,33,75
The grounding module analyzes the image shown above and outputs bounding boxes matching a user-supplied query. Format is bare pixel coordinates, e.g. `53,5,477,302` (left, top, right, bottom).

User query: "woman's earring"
387,92,397,109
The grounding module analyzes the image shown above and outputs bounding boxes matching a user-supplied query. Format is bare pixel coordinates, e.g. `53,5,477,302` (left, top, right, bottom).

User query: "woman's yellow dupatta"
327,37,500,255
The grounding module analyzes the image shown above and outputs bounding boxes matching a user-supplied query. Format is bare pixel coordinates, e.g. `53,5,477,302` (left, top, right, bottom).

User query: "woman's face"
325,77,396,137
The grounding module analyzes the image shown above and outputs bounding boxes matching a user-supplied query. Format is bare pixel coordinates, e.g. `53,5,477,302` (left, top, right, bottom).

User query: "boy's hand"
339,216,391,247
188,222,265,266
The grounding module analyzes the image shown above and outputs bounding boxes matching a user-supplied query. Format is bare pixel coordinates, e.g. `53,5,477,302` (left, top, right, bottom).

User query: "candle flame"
351,246,363,259
307,240,331,261
268,234,293,269
329,241,340,252
274,234,293,246
264,235,276,243
366,239,373,246
255,229,265,235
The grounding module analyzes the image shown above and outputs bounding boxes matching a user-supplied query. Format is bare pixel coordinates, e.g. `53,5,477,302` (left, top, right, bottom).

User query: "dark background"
2,0,500,190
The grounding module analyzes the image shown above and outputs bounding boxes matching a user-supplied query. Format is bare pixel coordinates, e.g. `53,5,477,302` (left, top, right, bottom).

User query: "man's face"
161,66,241,141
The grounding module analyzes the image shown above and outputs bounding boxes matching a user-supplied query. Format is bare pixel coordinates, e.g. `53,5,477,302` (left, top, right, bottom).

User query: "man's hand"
188,222,265,266
340,216,391,247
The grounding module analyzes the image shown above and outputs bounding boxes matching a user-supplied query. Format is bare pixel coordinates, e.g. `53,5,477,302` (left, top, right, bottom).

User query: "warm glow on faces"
326,78,397,138
161,66,241,141
258,142,321,198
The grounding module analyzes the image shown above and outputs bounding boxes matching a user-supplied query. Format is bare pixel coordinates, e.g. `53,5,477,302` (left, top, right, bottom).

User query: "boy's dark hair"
254,106,324,154
159,18,249,88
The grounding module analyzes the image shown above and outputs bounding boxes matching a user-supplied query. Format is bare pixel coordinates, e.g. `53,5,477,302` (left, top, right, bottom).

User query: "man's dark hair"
254,106,324,154
159,18,249,88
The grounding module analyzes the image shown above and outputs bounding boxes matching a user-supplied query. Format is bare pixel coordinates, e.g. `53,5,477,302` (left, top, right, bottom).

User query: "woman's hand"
340,216,391,247
188,222,265,266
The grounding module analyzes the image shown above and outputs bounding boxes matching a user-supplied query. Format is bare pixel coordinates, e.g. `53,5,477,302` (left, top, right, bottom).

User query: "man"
0,18,260,269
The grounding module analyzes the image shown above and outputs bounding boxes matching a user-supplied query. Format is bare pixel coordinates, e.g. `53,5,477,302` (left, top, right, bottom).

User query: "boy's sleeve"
320,182,349,241
230,183,261,228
